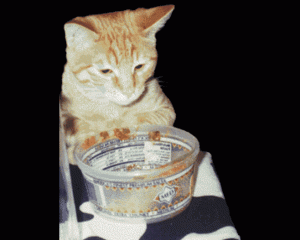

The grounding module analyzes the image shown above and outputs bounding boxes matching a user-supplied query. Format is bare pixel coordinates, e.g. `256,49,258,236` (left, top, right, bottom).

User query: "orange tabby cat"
60,5,176,165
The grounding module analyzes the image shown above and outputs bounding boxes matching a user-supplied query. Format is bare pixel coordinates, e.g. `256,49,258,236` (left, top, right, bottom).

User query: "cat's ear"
64,23,98,49
134,5,175,41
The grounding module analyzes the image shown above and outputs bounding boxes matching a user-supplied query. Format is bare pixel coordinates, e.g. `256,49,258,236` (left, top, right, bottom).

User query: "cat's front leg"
66,119,99,165
136,111,174,126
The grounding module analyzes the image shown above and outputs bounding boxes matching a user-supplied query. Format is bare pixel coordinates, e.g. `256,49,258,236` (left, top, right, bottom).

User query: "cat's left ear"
64,22,98,49
134,5,175,41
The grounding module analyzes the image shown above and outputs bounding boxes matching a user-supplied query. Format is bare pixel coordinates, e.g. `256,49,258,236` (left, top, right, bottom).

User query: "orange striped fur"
60,5,176,164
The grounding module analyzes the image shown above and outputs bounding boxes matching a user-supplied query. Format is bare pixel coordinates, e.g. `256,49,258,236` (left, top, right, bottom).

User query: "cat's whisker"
146,76,163,84
155,76,168,88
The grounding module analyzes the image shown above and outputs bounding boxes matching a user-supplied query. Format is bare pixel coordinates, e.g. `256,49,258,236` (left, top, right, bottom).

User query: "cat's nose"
118,75,135,98
123,89,135,98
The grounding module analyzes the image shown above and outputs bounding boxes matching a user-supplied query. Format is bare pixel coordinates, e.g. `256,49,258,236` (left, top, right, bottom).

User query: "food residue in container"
149,131,161,141
114,128,131,140
158,163,187,178
125,164,143,172
81,136,96,150
100,131,109,142
132,175,145,181
126,164,136,171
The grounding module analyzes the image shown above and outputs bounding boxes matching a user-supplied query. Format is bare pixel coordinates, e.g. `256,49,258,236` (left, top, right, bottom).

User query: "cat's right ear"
134,5,175,42
64,23,98,49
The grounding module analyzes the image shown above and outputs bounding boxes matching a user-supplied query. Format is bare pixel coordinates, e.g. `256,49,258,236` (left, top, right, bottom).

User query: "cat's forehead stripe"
108,46,119,65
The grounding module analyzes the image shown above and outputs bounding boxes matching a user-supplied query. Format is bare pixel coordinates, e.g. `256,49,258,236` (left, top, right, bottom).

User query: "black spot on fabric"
140,196,235,240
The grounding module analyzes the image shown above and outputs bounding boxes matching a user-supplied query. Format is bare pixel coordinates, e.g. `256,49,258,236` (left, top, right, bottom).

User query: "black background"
56,2,256,238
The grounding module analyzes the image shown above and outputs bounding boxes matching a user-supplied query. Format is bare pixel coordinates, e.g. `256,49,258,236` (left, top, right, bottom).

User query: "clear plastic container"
74,125,200,224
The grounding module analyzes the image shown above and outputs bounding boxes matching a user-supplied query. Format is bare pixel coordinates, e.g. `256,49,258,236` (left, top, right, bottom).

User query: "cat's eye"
135,64,144,70
101,69,112,74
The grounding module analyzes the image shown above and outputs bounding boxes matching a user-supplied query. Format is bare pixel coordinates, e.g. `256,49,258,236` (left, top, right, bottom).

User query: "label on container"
156,186,177,204
82,162,195,222
143,141,171,165
86,140,171,170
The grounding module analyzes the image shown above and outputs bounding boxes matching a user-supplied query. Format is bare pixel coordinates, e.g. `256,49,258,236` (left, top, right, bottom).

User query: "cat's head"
64,5,174,106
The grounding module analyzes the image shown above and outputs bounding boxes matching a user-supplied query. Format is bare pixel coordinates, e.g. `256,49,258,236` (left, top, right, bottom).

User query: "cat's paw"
136,114,152,124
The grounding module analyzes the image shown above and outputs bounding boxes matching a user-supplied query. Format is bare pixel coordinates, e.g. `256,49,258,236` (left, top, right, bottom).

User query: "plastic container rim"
74,125,200,180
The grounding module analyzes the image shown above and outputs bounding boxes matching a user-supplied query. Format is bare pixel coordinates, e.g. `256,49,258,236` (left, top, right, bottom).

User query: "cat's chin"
111,94,140,106
106,88,145,106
